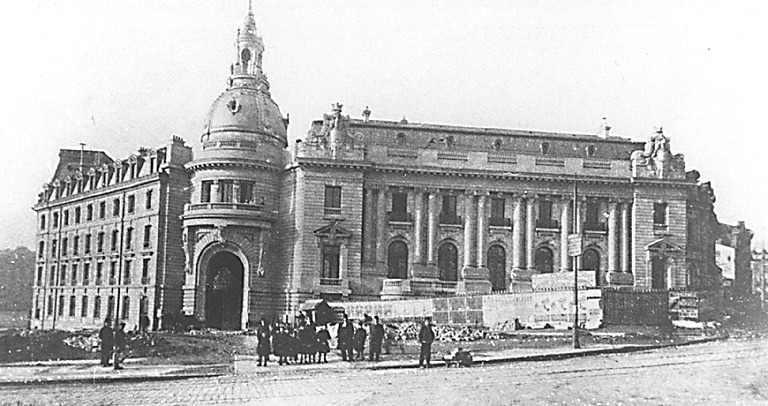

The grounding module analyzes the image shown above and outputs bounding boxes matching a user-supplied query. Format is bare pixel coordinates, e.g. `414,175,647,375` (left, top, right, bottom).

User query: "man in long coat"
337,314,354,362
99,318,113,367
369,316,385,361
418,317,435,368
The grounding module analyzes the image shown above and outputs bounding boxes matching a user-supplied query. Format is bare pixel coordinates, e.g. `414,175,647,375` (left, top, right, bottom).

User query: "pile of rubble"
386,323,503,342
63,332,100,353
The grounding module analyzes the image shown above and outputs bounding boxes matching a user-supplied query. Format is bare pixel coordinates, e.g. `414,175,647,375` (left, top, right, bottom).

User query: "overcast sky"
0,1,766,249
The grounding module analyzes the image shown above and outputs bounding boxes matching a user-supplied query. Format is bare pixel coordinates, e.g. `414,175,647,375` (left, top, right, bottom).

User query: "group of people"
98,318,128,370
253,314,395,366
253,317,333,366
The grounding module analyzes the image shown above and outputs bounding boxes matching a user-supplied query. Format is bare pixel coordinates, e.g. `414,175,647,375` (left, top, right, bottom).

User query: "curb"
365,335,727,370
0,366,231,387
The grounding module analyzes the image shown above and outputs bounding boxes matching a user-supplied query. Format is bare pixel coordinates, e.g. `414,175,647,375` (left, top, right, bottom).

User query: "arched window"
438,243,458,281
387,241,409,279
534,247,554,274
241,48,251,66
488,245,506,291
582,248,601,286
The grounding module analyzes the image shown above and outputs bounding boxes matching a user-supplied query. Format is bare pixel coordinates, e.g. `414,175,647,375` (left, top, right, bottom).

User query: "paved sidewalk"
0,335,724,386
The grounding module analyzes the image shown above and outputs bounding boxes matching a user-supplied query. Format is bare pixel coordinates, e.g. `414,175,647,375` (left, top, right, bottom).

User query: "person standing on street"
99,318,113,367
418,317,435,369
337,314,354,362
353,320,367,361
256,318,272,367
369,316,385,361
113,322,126,370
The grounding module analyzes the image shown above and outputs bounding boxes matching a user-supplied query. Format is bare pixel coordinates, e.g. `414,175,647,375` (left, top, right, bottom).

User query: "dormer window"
396,133,406,146
586,145,596,157
540,142,550,155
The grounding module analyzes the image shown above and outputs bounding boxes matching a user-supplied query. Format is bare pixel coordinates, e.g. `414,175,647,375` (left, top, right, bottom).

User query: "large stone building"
32,5,722,330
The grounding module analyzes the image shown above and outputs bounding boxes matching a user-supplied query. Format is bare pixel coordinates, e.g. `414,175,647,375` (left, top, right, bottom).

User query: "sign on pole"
568,234,583,257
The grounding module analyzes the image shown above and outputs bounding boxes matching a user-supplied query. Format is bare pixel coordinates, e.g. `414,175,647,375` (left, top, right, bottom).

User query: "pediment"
314,221,352,240
644,238,683,253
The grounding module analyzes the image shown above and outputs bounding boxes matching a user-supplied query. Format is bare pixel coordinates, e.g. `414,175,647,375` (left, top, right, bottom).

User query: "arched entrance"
438,243,458,281
387,241,408,279
582,248,601,286
534,247,554,274
205,251,244,330
488,245,506,291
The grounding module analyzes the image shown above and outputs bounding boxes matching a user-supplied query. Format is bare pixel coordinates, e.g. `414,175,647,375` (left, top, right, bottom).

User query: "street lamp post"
571,177,581,349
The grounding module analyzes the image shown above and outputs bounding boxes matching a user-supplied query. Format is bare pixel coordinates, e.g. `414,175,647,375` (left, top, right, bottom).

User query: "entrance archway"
582,248,601,286
534,247,554,274
205,251,244,330
438,243,458,281
651,256,666,289
488,245,506,291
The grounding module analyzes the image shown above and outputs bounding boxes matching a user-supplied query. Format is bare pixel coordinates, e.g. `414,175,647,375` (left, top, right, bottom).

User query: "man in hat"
337,314,354,362
418,317,435,368
98,318,113,367
369,316,385,361
113,321,127,370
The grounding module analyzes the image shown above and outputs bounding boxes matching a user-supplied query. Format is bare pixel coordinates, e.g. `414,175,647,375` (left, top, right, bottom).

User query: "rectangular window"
51,239,57,257
63,210,70,226
201,181,213,203
58,295,65,316
40,214,46,230
85,234,92,253
122,296,130,320
36,266,43,285
86,204,93,221
62,238,68,257
81,296,88,317
109,261,117,284
585,201,600,231
124,260,132,284
69,295,76,317
392,192,407,213
71,264,78,285
125,227,133,251
83,263,90,285
145,189,153,210
34,298,40,319
490,198,508,226
60,265,67,286
127,195,135,213
143,225,152,248
47,295,53,316
53,212,59,228
112,198,120,216
654,203,668,225
219,180,234,203
93,296,101,319
440,195,458,224
322,245,340,279
99,202,106,219
73,236,79,255
38,241,45,259
49,266,56,285
74,207,81,224
537,200,556,229
239,181,254,203
111,229,119,251
142,258,150,283
96,262,103,285
107,295,115,318
324,186,342,209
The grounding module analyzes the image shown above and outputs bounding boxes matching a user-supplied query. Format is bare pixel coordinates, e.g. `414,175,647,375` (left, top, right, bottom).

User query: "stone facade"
32,5,724,330
31,138,192,331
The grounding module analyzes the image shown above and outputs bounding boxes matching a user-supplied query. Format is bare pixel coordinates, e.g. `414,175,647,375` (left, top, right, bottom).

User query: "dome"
204,86,287,143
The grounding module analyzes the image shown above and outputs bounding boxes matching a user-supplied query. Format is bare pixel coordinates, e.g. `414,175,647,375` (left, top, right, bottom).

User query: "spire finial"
248,0,253,15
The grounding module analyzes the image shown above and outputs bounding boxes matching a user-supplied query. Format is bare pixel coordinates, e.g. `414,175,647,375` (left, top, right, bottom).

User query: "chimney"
362,106,371,122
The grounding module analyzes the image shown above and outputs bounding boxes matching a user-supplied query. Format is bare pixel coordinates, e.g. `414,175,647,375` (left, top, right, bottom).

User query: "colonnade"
362,187,633,283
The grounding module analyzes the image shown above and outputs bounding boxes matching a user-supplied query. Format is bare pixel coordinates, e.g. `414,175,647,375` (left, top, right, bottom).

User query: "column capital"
425,187,440,195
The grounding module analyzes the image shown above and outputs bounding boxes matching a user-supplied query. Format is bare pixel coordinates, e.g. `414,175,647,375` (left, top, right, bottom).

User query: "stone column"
412,189,424,267
232,181,241,203
476,193,489,269
525,197,535,272
511,196,524,271
607,200,619,273
362,188,376,265
462,193,477,273
560,198,571,272
375,188,389,265
427,189,439,266
621,202,631,273
211,181,220,203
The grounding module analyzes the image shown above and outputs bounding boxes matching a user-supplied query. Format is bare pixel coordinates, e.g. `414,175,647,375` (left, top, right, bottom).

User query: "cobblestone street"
2,337,766,405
